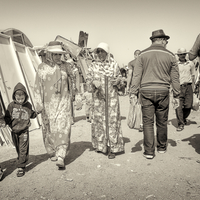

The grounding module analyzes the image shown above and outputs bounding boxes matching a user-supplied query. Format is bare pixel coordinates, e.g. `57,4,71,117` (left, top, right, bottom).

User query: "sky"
1,0,200,67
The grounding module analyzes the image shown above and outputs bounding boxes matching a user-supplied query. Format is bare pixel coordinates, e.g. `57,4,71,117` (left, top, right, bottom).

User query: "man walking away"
129,29,180,159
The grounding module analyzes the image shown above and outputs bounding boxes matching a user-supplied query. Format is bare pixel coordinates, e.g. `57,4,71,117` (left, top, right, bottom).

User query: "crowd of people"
0,29,200,180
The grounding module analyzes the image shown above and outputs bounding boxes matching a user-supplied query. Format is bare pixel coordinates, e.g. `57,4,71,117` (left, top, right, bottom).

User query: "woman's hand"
92,80,101,89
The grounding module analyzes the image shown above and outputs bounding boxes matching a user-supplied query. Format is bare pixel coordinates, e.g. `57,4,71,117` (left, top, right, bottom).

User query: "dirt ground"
0,95,200,200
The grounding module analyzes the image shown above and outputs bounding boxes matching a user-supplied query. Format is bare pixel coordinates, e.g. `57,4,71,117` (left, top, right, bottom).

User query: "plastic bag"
127,103,136,129
75,94,83,110
134,103,142,129
192,94,199,111
127,101,142,129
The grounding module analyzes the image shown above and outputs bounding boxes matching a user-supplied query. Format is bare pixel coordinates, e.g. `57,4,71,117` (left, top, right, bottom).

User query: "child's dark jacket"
4,82,37,133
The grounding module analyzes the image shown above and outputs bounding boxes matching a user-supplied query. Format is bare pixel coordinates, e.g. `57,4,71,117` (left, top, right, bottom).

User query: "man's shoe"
176,125,184,131
143,153,154,159
184,119,188,125
138,124,143,132
157,150,166,154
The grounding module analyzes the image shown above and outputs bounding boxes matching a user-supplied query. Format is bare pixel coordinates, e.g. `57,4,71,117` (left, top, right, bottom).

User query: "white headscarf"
94,42,110,62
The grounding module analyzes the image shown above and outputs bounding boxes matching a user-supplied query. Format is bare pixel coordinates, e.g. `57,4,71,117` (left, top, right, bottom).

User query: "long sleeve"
189,34,200,61
30,106,37,119
170,58,180,98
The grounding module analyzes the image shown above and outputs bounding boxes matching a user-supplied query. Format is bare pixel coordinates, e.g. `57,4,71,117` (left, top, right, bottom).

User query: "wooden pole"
105,75,111,152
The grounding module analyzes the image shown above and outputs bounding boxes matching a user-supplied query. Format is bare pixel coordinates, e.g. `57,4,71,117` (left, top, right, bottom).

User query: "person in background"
129,29,180,159
86,42,124,159
0,102,6,181
127,50,143,132
34,41,75,169
175,48,195,131
127,50,141,93
119,68,127,96
38,49,47,63
4,82,37,177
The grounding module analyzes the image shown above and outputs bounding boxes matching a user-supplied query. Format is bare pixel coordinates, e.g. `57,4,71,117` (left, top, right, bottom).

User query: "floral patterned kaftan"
34,61,73,159
86,57,124,153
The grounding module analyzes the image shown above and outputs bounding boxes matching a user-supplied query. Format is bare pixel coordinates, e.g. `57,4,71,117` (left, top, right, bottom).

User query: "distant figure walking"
127,50,141,93
127,49,143,132
175,48,195,131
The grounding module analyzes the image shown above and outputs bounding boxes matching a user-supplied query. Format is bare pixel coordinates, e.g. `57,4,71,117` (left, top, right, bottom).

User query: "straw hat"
46,41,66,54
150,29,170,40
177,48,188,55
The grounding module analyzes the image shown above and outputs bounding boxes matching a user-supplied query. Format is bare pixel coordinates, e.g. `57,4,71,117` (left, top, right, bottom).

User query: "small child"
4,82,37,177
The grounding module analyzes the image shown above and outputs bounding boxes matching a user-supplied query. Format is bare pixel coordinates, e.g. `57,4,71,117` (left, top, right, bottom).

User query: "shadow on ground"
168,118,197,128
65,141,93,165
0,153,49,181
182,133,200,154
131,138,177,153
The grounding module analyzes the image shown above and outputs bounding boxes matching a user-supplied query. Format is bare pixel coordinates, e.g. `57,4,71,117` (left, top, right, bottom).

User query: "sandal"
17,168,25,177
56,157,65,168
108,152,115,159
50,156,58,162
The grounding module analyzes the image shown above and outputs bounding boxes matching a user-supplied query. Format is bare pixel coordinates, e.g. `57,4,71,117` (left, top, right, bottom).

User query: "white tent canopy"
0,28,41,146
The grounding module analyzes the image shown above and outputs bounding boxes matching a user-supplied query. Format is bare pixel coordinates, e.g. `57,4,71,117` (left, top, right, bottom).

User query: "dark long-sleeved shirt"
130,43,180,98
4,82,37,133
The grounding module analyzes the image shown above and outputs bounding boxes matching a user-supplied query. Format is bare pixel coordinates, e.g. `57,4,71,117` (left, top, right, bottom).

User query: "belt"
180,82,192,86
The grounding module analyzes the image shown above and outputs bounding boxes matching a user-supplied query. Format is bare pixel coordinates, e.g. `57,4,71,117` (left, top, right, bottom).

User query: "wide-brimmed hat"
150,29,170,40
93,42,110,54
46,41,66,54
177,48,188,55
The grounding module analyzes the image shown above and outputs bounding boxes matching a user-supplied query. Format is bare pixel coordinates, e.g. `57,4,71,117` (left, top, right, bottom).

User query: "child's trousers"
11,130,29,168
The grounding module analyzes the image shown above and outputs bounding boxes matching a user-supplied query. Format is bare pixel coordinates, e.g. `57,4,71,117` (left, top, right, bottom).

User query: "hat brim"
93,47,108,54
150,35,170,40
177,52,188,55
47,49,66,54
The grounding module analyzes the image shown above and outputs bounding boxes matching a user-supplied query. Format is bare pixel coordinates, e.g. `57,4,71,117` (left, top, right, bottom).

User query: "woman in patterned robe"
86,42,124,159
34,41,74,169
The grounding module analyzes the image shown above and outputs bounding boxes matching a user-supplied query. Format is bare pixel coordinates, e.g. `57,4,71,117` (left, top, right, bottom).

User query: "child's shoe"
17,167,25,177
